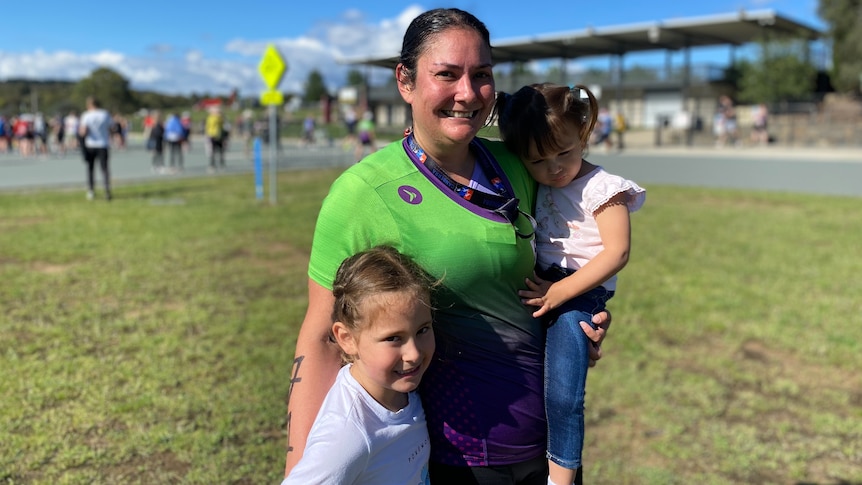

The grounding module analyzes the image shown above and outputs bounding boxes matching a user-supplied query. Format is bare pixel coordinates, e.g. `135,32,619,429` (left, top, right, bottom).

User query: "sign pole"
257,44,287,205
269,105,277,205
254,137,263,200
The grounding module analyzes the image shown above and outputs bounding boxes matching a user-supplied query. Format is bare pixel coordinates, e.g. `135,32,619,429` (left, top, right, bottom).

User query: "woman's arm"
283,279,343,476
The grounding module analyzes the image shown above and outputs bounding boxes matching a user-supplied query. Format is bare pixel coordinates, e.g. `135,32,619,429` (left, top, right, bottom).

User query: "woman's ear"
395,64,413,104
332,322,358,356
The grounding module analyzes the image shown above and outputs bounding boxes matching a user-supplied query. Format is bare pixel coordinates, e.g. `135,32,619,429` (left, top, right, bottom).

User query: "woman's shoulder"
341,140,412,183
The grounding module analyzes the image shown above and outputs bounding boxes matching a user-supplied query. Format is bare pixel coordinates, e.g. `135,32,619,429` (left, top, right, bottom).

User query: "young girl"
282,245,435,485
495,83,646,485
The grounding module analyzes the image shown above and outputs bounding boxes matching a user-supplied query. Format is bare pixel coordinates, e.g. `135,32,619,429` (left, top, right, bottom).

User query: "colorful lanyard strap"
405,134,535,239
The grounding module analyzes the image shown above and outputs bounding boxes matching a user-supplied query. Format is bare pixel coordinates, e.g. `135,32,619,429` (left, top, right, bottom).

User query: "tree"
72,68,136,113
818,0,862,93
735,38,817,104
303,70,329,103
346,69,366,87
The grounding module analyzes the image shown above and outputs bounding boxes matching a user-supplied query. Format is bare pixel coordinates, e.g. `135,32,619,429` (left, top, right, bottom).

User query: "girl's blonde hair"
331,246,436,361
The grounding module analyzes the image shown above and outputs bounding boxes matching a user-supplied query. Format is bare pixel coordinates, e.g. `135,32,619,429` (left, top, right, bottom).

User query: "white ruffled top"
534,165,646,291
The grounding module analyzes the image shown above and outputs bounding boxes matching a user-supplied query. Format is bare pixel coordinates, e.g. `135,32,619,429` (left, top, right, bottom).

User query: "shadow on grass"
795,482,862,485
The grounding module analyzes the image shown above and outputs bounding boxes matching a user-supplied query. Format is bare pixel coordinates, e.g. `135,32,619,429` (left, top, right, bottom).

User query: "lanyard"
405,134,536,239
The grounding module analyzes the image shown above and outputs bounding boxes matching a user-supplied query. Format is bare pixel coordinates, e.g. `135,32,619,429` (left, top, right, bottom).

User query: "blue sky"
0,0,824,97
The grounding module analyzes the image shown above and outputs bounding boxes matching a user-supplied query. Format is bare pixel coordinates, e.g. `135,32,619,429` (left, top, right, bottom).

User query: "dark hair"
398,8,491,84
494,83,598,161
332,245,436,338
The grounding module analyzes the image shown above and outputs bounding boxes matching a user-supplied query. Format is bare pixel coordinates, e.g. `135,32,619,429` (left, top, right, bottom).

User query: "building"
348,9,823,144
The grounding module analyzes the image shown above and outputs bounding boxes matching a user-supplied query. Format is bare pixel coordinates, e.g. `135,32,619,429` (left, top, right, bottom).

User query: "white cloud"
0,6,418,98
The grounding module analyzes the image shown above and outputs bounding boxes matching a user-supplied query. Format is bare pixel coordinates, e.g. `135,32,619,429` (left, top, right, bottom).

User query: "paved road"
591,145,862,198
0,137,356,194
2,138,861,198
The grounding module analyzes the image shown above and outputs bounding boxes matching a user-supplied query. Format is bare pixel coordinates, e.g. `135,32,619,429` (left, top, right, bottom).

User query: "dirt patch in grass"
102,450,191,483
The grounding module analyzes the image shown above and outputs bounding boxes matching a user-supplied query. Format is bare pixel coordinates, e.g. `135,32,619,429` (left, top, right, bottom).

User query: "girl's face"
334,291,435,411
522,122,586,188
397,27,495,157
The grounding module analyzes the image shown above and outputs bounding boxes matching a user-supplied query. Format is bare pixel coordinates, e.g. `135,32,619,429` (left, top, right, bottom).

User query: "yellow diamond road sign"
260,90,284,106
259,44,287,90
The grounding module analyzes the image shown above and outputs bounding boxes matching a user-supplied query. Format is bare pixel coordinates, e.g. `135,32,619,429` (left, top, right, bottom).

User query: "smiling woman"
283,7,611,485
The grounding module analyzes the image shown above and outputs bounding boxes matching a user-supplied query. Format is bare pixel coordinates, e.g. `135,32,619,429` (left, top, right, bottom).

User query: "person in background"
147,111,165,173
283,8,611,485
613,111,627,151
354,110,376,161
164,113,185,173
496,83,646,485
593,107,613,153
241,109,256,160
751,103,769,146
715,95,738,147
302,115,316,146
180,111,192,153
33,113,49,156
64,110,80,153
51,113,66,156
283,245,435,485
205,107,226,172
0,115,9,153
78,96,113,201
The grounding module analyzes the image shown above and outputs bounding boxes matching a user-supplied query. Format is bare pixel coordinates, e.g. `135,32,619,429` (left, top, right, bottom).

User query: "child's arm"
521,192,632,318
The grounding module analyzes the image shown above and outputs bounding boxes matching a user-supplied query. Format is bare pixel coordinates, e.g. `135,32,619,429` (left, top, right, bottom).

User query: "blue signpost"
253,137,263,200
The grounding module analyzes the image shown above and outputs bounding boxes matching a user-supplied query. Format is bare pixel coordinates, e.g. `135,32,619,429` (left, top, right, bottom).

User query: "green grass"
1,173,860,484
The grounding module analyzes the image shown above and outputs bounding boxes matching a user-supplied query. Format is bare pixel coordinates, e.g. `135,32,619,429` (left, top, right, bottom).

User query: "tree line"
0,68,234,117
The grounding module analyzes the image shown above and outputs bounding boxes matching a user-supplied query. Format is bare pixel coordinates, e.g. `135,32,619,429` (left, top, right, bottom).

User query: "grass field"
1,170,860,484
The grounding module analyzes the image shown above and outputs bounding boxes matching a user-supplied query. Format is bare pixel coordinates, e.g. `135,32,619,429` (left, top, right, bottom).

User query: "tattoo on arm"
285,355,304,455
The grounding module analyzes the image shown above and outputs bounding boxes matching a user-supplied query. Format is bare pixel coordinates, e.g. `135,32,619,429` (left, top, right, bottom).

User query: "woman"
284,8,611,485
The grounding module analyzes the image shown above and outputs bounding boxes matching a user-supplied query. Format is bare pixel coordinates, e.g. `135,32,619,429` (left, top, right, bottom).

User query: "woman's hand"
582,310,611,367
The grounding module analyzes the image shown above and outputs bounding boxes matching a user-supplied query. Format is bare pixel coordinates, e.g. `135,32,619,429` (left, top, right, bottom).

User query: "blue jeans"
539,265,613,470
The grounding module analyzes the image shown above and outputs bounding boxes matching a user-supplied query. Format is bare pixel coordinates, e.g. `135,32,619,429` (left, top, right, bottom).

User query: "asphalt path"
591,145,862,198
2,138,861,198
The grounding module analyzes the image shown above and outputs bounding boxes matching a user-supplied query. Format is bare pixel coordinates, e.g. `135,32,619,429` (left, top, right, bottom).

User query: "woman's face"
398,28,495,155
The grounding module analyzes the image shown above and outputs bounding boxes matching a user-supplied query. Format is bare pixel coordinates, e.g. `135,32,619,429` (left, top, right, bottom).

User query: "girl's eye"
418,326,432,335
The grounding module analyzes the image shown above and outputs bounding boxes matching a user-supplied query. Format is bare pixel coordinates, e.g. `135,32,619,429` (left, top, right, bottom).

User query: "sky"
0,0,824,99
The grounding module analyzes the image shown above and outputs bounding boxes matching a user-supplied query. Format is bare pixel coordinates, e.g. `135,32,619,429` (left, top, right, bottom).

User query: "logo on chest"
398,185,423,205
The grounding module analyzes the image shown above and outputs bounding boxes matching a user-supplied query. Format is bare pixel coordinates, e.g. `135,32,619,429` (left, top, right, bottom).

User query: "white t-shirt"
80,109,112,148
282,365,431,485
63,115,79,137
535,165,646,291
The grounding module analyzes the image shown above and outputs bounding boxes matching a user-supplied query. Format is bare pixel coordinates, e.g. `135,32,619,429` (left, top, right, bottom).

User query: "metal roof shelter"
349,9,822,69
348,9,823,145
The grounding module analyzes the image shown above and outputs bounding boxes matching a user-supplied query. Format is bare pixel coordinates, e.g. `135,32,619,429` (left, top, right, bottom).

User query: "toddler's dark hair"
494,83,599,161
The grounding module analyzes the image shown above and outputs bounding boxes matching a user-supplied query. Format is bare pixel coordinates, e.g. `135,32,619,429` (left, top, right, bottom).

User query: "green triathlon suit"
308,137,544,467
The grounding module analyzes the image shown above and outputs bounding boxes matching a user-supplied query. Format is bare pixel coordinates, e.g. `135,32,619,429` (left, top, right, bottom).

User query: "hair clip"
570,86,589,101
